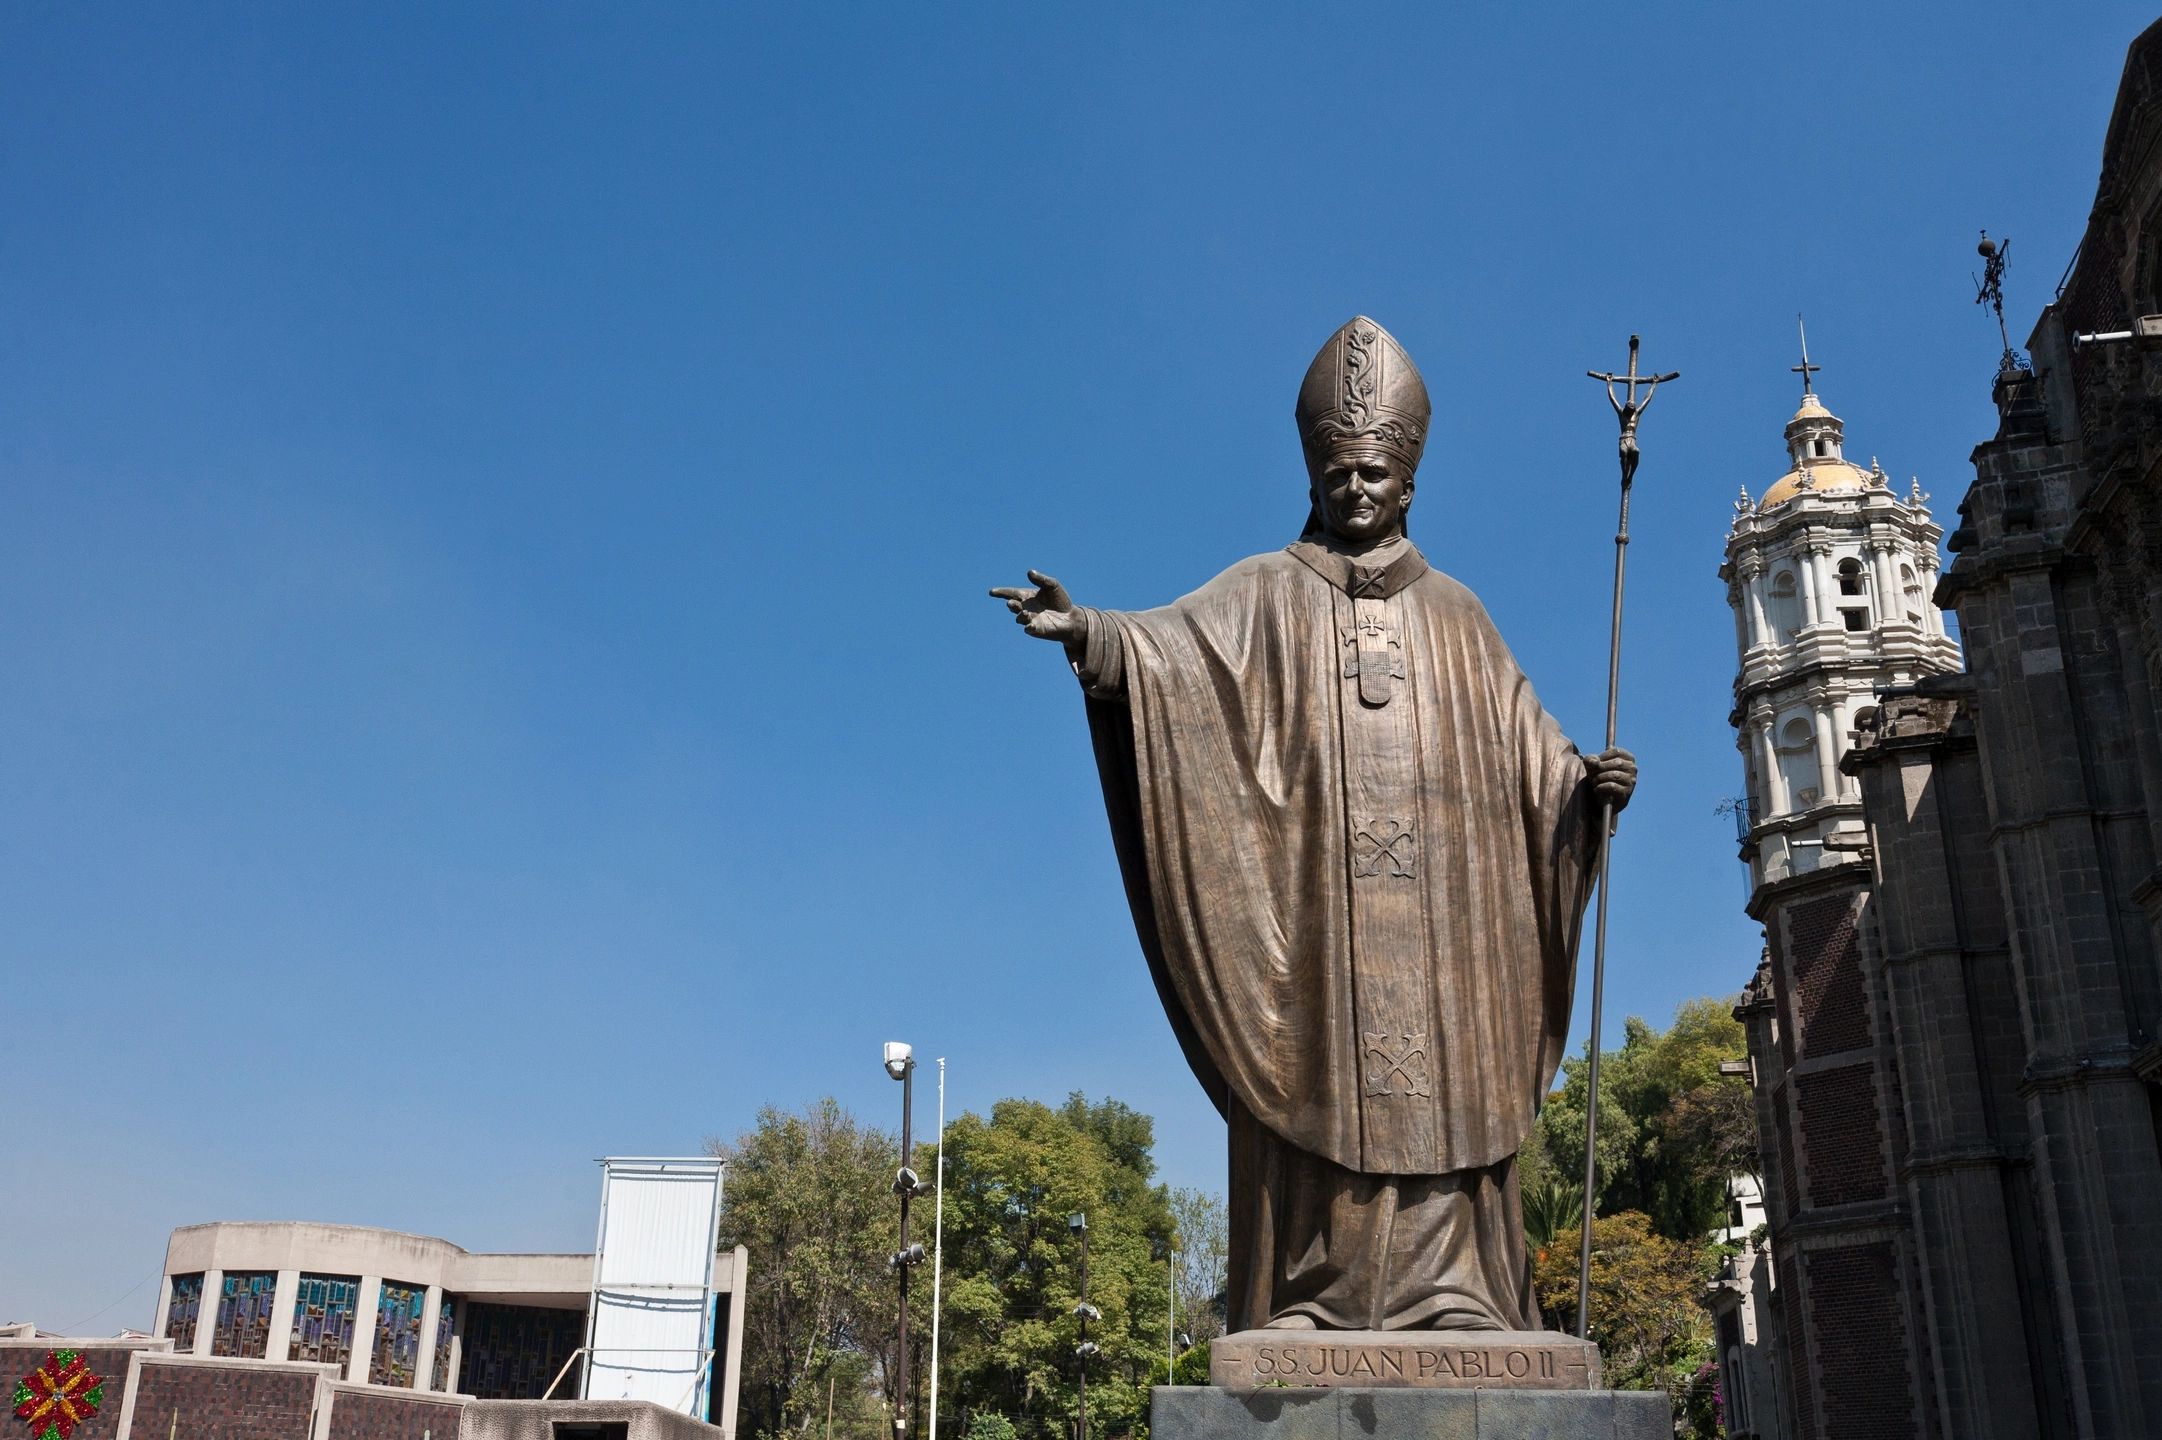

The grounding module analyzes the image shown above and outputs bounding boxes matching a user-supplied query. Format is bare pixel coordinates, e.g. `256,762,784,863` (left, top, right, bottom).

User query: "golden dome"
1758,389,1871,506
1760,458,1871,508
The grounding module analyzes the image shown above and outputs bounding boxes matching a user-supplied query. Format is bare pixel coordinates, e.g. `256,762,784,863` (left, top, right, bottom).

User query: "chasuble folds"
1077,538,1600,1180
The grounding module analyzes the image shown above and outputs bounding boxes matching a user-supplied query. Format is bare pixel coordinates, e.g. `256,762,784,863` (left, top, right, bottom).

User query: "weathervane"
1575,335,1679,1341
1974,231,2026,373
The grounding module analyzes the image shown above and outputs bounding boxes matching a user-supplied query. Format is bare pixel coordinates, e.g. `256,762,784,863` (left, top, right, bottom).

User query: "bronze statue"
991,317,1635,1333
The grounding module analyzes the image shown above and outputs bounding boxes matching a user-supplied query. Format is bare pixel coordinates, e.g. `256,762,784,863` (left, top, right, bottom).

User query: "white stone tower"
1721,350,1965,1440
1720,369,1960,884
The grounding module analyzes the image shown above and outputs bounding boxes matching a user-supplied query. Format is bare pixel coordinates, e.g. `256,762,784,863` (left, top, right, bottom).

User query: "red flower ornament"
12,1351,105,1440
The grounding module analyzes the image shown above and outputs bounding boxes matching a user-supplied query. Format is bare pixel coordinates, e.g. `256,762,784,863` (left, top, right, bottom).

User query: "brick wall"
1785,891,1871,1058
130,1362,318,1440
327,1388,464,1440
1804,1243,1916,1440
0,1345,148,1440
1774,1098,1801,1218
1796,1065,1888,1207
1775,1250,1815,1440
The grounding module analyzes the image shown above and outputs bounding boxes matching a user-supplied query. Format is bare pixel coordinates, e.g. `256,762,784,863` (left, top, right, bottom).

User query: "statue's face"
1311,444,1413,544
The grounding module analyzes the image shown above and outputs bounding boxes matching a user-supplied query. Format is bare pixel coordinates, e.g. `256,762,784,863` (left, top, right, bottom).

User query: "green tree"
709,1100,897,1440
1531,1211,1715,1418
1144,1338,1212,1388
928,1094,1175,1440
1516,1146,1585,1252
1529,998,1751,1240
1664,1060,1761,1197
1530,1051,1638,1216
1166,1186,1227,1347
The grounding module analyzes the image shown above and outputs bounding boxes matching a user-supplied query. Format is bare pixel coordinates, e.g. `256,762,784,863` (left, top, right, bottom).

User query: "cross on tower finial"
1793,314,1821,397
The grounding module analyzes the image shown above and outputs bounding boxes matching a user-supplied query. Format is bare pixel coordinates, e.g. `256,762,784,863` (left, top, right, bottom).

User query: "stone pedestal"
1210,1330,1602,1391
1152,1385,1670,1439
1160,1331,1667,1438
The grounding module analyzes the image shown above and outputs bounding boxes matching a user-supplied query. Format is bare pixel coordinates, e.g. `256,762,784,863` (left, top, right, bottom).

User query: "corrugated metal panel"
582,1157,725,1415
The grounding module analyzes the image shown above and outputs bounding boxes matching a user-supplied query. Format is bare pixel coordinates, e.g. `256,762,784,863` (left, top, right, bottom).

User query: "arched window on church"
1725,1346,1751,1433
1779,717,1819,809
1902,563,1924,623
1771,571,1799,638
1837,558,1871,632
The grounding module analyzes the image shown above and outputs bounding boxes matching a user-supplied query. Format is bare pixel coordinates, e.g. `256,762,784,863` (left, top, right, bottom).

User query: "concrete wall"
460,1401,719,1440
114,1353,337,1440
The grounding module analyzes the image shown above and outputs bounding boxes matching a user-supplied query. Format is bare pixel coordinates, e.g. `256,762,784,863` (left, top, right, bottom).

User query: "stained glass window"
458,1301,584,1400
432,1295,458,1392
289,1273,361,1371
369,1280,426,1387
212,1271,278,1358
164,1273,204,1352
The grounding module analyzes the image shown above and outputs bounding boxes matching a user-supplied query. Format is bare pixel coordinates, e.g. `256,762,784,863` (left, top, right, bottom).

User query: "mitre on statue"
1295,315,1433,467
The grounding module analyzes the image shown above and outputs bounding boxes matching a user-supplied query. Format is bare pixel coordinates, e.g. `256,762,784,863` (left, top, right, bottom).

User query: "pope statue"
991,317,1635,1333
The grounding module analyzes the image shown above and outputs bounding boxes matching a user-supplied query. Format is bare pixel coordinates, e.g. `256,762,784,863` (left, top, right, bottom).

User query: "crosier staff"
1576,335,1678,1341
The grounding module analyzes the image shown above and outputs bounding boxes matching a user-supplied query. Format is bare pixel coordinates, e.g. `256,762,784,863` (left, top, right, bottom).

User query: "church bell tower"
1717,338,1961,1440
1722,365,1959,874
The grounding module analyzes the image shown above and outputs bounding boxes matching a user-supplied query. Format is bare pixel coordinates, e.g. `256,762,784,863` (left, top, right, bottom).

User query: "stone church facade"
1727,19,2162,1440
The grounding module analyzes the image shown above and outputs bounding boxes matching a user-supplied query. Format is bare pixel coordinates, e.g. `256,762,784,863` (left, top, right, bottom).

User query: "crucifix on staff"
1575,335,1679,1339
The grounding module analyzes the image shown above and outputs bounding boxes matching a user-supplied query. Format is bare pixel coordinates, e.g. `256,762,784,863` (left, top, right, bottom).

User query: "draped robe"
1073,537,1599,1330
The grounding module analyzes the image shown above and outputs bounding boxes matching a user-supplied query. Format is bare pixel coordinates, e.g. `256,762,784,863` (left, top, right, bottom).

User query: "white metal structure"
582,1156,727,1417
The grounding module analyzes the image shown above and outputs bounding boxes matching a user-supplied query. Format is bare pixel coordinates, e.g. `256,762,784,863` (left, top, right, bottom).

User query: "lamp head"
882,1041,914,1080
1067,1212,1087,1233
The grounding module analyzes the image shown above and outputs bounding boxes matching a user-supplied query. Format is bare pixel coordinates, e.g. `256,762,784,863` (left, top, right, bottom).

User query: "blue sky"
3,2,2151,1329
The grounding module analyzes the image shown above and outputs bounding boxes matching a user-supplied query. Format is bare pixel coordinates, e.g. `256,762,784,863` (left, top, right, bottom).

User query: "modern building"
1728,18,2162,1440
0,1207,750,1440
154,1220,746,1425
1719,360,1961,1440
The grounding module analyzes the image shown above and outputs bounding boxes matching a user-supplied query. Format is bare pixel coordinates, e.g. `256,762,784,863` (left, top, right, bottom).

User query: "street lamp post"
1068,1213,1098,1440
884,1043,928,1440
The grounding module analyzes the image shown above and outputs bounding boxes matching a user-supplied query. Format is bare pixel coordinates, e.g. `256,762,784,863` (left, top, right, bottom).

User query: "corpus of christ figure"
990,317,1635,1333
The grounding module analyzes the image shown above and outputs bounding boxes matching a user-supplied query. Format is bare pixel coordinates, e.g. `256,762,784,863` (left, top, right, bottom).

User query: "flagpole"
1576,337,1677,1340
927,1058,947,1440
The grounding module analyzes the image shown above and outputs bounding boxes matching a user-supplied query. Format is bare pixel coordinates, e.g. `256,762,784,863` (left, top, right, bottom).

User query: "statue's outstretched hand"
1587,747,1638,813
988,570,1087,645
